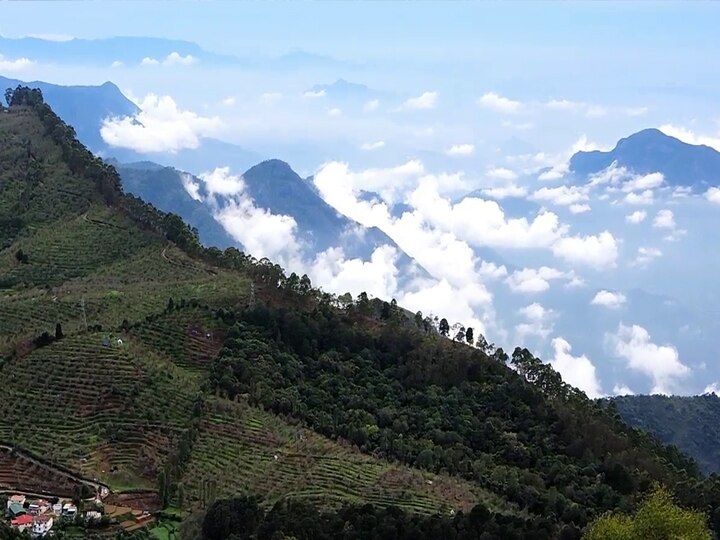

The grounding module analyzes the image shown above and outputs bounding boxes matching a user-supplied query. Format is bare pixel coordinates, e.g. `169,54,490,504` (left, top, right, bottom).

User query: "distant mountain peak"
244,159,298,180
569,127,720,187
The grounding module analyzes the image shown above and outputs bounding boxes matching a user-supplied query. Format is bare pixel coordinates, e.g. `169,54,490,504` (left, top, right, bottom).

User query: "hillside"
0,87,484,525
0,76,138,153
613,394,720,475
3,87,720,538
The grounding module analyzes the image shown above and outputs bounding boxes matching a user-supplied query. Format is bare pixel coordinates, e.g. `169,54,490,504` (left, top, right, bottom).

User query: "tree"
439,318,450,337
167,297,175,312
14,249,28,264
55,322,63,340
454,326,466,342
583,486,712,540
380,301,391,320
465,327,474,346
4,87,12,107
157,469,168,509
476,333,495,355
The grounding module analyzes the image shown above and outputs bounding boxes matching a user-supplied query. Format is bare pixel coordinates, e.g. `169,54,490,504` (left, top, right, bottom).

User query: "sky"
2,1,720,397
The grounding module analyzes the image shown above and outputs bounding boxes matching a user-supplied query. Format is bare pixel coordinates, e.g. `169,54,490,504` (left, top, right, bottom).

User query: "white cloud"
482,184,528,199
518,302,553,321
623,190,654,205
110,60,124,68
478,92,522,113
545,99,584,111
549,337,603,398
363,99,380,112
588,161,631,186
531,185,589,207
652,209,676,229
632,246,663,267
651,209,685,241
706,187,720,204
198,167,245,197
446,144,475,156
672,186,693,199
222,96,236,106
0,54,34,72
626,210,647,224
486,167,518,181
613,384,635,396
608,324,689,394
591,290,626,308
401,91,438,110
309,245,400,301
140,57,160,67
659,124,720,152
180,173,203,202
704,383,720,396
303,89,326,99
569,203,591,214
551,231,618,268
360,140,386,151
622,172,664,192
163,52,198,66
100,94,221,153
199,168,301,263
328,107,342,117
505,266,568,294
538,135,608,181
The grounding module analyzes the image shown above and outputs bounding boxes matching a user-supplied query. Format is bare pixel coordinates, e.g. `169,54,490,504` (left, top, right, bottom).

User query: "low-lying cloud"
100,94,221,153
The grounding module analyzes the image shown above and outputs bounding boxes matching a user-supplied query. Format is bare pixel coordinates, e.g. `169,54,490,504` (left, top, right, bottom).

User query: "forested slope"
614,394,720,475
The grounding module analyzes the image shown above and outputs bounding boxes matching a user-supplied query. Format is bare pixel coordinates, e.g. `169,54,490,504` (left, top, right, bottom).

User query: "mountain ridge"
570,127,720,187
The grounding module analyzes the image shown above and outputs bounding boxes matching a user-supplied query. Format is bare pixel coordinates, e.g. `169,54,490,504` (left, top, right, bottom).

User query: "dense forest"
205,300,720,535
613,394,720,475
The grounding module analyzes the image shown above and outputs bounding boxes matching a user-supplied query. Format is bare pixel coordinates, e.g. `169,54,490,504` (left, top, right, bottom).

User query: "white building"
31,515,53,537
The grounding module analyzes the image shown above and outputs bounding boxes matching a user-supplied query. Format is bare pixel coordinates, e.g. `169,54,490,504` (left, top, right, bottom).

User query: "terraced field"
181,398,494,515
0,205,155,288
0,333,200,489
132,307,228,373
0,446,88,496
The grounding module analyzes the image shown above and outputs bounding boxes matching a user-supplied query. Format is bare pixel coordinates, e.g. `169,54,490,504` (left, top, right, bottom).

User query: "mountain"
0,75,264,174
570,128,720,188
107,137,265,179
0,34,241,66
0,75,138,151
306,78,389,102
110,156,422,273
6,86,720,539
612,394,720,475
110,160,238,249
0,35,351,71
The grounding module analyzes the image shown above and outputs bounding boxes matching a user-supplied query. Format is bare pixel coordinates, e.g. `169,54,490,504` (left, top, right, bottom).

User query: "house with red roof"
11,513,33,531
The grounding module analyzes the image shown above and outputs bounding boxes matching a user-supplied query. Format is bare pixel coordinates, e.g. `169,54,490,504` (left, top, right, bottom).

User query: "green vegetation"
1,85,720,539
583,486,712,540
613,394,720,475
